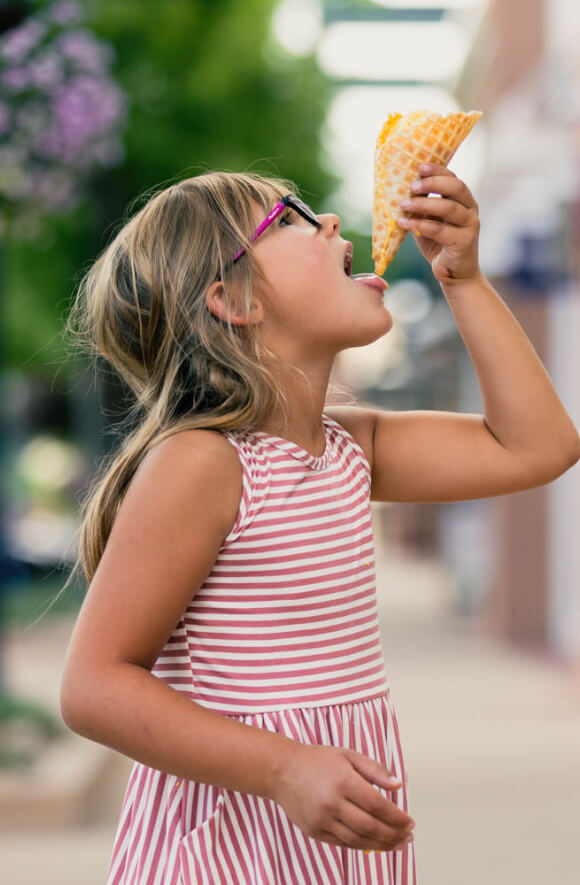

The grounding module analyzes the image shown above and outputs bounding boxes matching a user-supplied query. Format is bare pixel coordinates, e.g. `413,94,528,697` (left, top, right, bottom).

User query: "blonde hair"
54,170,354,602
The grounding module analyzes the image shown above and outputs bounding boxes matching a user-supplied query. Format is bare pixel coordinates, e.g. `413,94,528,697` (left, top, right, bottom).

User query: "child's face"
249,198,393,357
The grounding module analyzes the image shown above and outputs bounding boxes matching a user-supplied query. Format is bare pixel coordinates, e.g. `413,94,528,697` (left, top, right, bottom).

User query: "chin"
369,309,393,339
346,319,392,349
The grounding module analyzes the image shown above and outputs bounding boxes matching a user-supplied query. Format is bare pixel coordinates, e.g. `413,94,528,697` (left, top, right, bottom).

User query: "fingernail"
419,163,431,173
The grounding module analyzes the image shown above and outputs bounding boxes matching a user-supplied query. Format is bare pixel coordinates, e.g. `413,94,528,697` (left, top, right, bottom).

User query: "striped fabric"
106,414,417,884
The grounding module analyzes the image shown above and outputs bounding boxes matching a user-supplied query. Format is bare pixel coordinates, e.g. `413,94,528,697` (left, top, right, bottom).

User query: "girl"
59,166,579,885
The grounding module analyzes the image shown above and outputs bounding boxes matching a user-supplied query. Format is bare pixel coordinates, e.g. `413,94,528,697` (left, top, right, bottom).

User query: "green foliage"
3,0,339,373
88,0,336,203
0,688,64,769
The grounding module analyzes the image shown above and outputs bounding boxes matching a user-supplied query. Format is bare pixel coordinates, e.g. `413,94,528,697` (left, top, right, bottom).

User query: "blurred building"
455,0,580,667
315,0,580,669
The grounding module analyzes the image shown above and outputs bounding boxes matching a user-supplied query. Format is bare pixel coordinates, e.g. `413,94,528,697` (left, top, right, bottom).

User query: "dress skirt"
105,689,417,885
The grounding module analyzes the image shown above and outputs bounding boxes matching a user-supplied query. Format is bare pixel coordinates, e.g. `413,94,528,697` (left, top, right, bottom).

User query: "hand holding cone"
372,110,483,276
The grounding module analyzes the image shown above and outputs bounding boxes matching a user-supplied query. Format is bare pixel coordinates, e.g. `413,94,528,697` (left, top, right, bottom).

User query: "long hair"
55,171,354,600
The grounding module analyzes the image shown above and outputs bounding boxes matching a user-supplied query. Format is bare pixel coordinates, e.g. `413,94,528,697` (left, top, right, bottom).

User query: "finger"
418,162,454,177
320,818,411,853
413,170,475,210
397,215,476,244
399,196,470,227
342,747,402,792
338,799,414,849
346,778,414,831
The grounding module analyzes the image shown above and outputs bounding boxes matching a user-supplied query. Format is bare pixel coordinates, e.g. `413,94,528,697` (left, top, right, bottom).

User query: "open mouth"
343,242,353,276
341,241,389,292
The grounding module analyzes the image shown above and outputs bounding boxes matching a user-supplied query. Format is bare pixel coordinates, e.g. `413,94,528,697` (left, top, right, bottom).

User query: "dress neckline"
249,414,335,470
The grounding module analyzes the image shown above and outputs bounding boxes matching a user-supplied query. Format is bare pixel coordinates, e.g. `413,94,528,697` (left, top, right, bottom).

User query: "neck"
255,356,333,453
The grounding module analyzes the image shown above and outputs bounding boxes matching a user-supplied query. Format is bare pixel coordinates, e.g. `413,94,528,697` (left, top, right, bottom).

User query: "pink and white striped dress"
105,413,417,885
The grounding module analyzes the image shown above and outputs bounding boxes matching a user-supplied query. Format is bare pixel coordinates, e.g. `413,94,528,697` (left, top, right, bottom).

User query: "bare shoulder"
150,426,240,485
60,427,243,691
324,405,376,468
138,427,243,536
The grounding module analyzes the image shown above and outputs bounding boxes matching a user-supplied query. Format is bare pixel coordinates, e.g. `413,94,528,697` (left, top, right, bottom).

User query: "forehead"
248,192,283,225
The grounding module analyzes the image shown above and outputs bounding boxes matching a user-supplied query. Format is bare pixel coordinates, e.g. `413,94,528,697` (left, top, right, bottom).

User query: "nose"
318,212,341,237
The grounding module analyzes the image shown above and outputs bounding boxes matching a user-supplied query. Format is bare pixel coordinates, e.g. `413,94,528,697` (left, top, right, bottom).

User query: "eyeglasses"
216,193,322,279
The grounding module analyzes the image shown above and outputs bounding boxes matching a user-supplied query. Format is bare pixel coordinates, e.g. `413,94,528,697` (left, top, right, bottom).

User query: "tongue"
351,273,389,289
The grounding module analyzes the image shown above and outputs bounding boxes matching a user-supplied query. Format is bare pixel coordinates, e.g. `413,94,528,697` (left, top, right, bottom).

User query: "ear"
204,281,264,326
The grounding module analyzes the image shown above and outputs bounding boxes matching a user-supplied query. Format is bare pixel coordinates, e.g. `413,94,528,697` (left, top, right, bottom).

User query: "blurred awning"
317,19,470,83
271,1,489,227
453,0,580,281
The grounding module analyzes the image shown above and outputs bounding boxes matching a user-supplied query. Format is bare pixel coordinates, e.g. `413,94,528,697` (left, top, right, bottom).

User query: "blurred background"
1,1,579,883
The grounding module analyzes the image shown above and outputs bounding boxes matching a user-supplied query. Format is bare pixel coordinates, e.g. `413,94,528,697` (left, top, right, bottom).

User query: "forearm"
61,662,295,800
441,274,580,458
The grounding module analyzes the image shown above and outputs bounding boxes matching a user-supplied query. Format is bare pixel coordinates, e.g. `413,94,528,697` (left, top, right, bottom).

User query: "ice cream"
372,110,483,276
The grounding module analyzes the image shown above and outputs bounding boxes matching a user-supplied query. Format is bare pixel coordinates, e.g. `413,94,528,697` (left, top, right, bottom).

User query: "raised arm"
364,271,580,503
362,163,580,503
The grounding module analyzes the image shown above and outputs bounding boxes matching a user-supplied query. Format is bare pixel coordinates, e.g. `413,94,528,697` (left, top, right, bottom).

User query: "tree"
4,0,338,374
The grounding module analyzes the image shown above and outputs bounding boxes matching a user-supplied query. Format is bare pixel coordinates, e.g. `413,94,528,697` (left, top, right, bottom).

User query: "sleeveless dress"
105,414,417,885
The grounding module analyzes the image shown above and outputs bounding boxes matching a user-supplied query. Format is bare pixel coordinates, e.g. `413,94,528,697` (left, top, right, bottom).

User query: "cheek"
259,238,340,306
266,252,315,295
294,247,340,298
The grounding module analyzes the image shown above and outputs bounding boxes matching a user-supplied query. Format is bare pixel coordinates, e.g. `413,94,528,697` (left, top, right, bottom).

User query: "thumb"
344,749,402,789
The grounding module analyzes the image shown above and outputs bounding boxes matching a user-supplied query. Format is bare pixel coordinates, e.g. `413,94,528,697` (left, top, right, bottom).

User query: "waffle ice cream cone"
372,110,483,276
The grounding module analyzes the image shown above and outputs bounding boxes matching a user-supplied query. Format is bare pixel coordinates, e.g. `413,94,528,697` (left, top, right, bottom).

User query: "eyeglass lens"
285,196,321,227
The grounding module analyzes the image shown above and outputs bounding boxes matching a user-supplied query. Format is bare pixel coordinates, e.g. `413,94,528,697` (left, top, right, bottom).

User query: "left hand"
396,162,482,286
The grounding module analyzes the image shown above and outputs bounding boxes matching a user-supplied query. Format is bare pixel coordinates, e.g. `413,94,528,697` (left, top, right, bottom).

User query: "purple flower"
29,53,63,91
54,75,126,133
0,3,127,231
33,78,125,166
46,2,83,27
0,20,46,65
56,29,114,74
2,67,32,91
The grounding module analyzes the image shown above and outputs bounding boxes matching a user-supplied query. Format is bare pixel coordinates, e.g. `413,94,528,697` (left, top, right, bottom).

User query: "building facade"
455,0,580,666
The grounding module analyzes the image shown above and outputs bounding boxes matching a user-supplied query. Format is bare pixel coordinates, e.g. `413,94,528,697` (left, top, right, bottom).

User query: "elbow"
561,433,580,470
549,441,580,480
60,670,96,735
60,661,137,739
568,437,580,466
520,441,580,487
60,682,83,734
543,430,580,478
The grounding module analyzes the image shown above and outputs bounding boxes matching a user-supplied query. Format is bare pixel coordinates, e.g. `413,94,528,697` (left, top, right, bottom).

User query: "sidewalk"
373,539,580,885
2,534,579,884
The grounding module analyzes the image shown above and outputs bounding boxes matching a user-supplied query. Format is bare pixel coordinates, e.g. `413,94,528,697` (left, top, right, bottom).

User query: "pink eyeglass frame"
217,193,322,279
